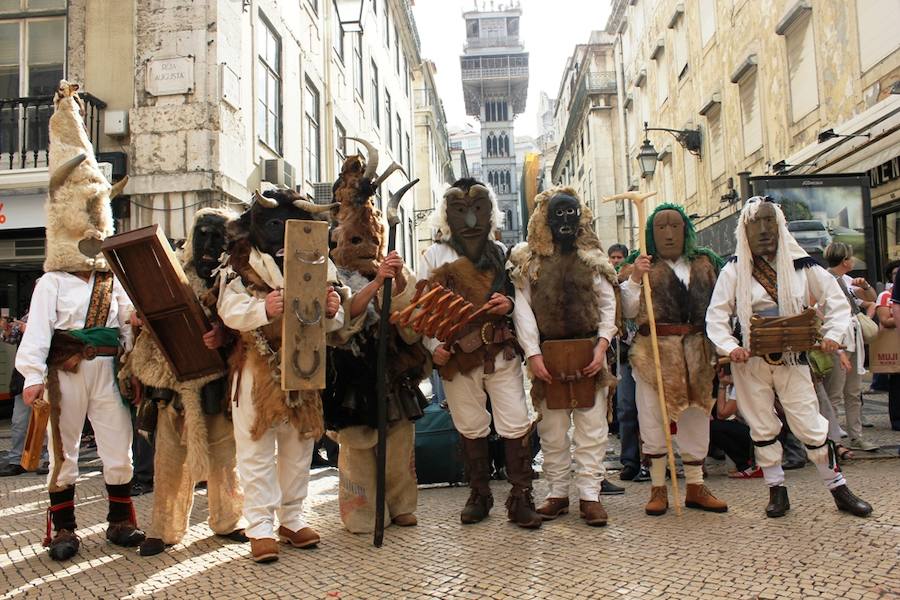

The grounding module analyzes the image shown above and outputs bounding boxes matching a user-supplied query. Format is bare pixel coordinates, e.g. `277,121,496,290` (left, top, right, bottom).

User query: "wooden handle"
21,399,49,472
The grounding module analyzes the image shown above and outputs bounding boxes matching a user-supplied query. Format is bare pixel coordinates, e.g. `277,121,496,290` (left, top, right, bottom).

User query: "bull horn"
344,136,379,180
468,184,491,197
109,175,129,200
293,199,340,214
373,162,407,188
386,178,420,226
443,186,465,200
48,153,87,194
253,190,278,208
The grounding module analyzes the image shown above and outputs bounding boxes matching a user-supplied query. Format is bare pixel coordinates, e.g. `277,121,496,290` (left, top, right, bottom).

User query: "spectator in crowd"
892,267,900,437
876,260,900,430
607,244,628,271
822,242,878,452
0,313,48,477
711,368,760,479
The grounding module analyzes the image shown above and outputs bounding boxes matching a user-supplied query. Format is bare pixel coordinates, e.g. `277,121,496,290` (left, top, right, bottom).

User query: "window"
0,0,66,12
405,132,411,172
332,3,344,62
304,78,321,181
385,91,392,149
395,113,401,159
371,60,379,127
404,58,410,97
335,118,347,174
384,0,389,47
353,38,364,99
683,148,697,198
856,0,898,71
257,14,282,152
394,26,400,73
699,0,716,46
655,49,668,107
738,70,762,155
673,17,688,78
466,19,479,39
785,14,818,122
505,209,513,230
0,13,65,98
662,158,675,205
707,105,725,179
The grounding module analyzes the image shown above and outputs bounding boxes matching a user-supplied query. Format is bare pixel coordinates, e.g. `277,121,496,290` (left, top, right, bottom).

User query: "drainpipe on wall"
612,29,635,249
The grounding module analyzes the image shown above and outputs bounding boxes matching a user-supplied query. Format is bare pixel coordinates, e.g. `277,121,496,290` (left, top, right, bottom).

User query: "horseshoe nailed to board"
282,219,329,391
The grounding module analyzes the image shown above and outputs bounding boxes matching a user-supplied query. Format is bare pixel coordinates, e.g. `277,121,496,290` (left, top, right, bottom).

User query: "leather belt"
81,345,120,359
637,323,703,337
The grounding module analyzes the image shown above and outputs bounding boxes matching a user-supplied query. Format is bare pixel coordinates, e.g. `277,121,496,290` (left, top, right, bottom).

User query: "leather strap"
752,256,779,302
84,272,114,328
638,323,703,336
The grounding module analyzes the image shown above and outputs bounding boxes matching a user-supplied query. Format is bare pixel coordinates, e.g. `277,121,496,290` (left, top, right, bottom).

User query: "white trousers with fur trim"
537,385,609,501
634,373,709,460
231,366,314,540
441,355,531,439
49,357,133,488
731,358,829,468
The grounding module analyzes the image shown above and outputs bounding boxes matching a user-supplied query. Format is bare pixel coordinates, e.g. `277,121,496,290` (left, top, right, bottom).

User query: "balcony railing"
587,71,617,94
0,93,106,171
464,36,522,50
461,65,529,81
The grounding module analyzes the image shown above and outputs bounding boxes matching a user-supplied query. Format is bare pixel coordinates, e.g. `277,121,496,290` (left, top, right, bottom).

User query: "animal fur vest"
628,255,718,420
225,238,323,441
120,265,222,482
428,256,517,379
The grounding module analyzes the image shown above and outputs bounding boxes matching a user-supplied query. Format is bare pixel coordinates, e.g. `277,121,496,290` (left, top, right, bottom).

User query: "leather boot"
106,483,146,547
139,538,167,557
536,497,569,520
684,483,728,513
503,435,542,529
645,486,668,516
46,485,80,561
460,436,493,524
579,499,608,527
766,485,790,518
831,484,873,517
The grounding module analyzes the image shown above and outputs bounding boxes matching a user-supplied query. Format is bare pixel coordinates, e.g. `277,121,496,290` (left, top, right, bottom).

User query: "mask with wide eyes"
546,193,581,249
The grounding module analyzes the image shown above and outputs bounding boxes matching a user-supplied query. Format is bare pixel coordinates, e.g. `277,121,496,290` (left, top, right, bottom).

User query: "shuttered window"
707,105,724,179
857,0,900,72
739,70,762,155
684,148,697,199
674,19,688,78
699,0,716,46
786,14,818,122
662,158,675,204
656,49,668,107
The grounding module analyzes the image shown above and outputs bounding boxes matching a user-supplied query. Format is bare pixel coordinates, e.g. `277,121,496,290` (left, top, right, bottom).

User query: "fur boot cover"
45,80,124,273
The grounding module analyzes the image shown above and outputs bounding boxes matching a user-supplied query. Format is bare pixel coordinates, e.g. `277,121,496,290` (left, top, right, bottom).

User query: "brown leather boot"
504,435,542,529
460,436,493,524
536,497,569,520
579,500,608,526
250,538,279,563
645,486,668,516
684,483,728,513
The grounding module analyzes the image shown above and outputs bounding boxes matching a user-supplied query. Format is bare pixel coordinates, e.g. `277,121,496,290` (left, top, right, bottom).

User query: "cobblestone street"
1,394,898,600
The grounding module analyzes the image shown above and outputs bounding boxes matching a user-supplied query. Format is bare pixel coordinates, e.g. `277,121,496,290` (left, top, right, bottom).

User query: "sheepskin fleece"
627,255,718,420
45,80,114,273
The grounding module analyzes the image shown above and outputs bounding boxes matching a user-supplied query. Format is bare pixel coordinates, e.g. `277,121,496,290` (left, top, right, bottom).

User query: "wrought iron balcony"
587,71,617,94
0,93,106,171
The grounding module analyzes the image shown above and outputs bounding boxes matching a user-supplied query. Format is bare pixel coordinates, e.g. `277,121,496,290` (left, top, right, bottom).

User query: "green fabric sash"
68,326,120,347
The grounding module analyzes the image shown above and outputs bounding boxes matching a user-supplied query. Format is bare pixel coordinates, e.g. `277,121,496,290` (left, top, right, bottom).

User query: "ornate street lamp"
335,0,366,33
642,121,703,158
636,136,659,179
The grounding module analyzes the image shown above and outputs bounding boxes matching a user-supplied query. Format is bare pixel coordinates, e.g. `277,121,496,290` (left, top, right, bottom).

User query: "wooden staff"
604,191,681,516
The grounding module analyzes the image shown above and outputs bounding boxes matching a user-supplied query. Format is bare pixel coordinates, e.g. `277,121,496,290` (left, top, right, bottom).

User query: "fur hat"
44,80,126,273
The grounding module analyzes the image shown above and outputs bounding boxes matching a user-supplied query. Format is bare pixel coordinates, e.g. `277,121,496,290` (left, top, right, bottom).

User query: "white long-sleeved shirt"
512,270,617,358
619,257,691,320
705,260,852,356
416,241,508,353
217,247,344,334
15,271,134,387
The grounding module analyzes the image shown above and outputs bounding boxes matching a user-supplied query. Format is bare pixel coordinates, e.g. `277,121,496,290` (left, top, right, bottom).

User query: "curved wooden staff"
604,191,681,516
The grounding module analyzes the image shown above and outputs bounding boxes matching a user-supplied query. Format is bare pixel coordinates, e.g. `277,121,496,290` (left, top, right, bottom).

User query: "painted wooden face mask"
746,201,780,260
445,184,492,261
652,209,686,261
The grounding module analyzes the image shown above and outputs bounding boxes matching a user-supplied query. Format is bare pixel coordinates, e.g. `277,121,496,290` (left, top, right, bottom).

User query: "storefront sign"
146,56,195,96
0,193,46,230
869,156,900,189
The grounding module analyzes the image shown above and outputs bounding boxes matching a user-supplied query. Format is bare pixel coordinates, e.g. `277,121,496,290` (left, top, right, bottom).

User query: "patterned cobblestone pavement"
1,393,898,600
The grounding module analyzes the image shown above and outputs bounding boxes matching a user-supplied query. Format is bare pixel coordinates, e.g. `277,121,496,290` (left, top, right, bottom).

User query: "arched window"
502,101,508,121
505,209,513,229
503,134,510,156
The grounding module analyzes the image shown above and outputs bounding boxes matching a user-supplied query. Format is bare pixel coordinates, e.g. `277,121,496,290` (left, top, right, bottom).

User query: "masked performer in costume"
324,146,429,533
122,208,247,556
706,197,872,518
218,188,347,563
620,203,728,516
16,80,141,561
509,188,618,526
418,178,542,529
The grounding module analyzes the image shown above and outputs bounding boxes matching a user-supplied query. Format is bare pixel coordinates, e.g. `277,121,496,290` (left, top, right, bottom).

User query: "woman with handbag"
822,242,878,452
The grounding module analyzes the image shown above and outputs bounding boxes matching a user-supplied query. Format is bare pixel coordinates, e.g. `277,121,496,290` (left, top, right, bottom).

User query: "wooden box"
102,224,224,381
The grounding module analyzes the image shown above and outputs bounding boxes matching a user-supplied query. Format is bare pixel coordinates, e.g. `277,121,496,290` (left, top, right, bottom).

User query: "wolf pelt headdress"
45,80,127,273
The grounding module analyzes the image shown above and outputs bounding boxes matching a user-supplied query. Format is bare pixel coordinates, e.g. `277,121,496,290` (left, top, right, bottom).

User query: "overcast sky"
411,0,612,138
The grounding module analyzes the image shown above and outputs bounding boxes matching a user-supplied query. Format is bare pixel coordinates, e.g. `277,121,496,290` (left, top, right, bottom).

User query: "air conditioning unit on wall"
261,159,295,189
310,182,334,205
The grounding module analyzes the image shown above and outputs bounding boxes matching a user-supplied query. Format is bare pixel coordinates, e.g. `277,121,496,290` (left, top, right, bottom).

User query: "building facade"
0,0,429,315
550,31,630,249
412,59,454,251
606,0,900,275
460,2,528,247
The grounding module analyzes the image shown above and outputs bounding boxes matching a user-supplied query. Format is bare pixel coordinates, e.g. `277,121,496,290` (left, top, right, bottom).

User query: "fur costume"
224,238,326,441
45,80,125,273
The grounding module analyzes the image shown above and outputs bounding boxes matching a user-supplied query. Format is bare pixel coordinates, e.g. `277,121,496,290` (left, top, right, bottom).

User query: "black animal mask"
547,193,581,252
192,213,228,282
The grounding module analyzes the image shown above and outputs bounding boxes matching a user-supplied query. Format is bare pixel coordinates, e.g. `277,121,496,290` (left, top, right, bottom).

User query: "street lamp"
335,0,366,33
642,121,703,158
636,137,659,178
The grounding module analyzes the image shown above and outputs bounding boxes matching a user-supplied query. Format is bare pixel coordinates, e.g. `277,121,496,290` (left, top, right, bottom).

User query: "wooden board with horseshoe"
281,219,329,390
